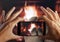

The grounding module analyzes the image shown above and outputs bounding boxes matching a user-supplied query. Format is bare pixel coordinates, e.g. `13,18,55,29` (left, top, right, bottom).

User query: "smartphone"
17,5,46,36
18,22,46,36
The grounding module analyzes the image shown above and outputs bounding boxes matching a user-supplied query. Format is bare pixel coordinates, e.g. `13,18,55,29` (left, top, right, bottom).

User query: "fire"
28,23,36,33
24,6,37,21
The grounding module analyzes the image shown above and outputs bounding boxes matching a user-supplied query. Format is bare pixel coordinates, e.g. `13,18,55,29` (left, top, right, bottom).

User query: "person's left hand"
0,7,24,42
39,6,60,41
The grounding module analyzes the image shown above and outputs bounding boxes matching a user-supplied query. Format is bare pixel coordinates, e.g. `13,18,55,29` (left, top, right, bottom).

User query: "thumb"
6,17,24,39
0,17,24,42
10,17,23,39
8,17,24,31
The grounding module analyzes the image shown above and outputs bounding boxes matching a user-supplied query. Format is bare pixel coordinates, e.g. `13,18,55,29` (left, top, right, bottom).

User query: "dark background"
0,0,56,35
0,0,56,12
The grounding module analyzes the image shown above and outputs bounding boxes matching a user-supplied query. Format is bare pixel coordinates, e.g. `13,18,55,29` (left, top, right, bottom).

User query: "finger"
43,15,57,31
43,16,60,40
0,17,24,40
43,15,54,31
7,8,23,22
40,6,47,16
53,21,60,33
8,17,24,31
55,11,59,20
40,6,55,21
2,10,5,22
43,15,53,32
8,17,24,39
0,10,5,24
0,17,23,32
46,7,56,19
47,7,59,20
0,22,7,31
43,15,52,25
43,15,60,30
6,7,16,20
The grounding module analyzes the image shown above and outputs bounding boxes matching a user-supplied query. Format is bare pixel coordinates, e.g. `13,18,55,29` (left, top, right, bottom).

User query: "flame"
24,6,37,21
28,23,36,33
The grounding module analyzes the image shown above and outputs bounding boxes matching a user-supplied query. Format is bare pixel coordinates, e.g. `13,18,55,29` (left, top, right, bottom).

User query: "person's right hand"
40,6,60,41
0,7,24,42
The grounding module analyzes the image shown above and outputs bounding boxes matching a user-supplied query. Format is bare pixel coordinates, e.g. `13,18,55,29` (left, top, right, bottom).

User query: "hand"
0,7,24,42
40,6,60,41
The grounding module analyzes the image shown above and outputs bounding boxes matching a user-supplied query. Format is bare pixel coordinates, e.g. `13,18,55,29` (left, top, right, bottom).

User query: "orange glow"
23,29,26,32
28,23,36,33
24,6,38,21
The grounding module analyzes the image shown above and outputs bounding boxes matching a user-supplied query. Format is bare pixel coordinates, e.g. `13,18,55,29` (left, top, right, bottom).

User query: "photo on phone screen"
18,21,45,36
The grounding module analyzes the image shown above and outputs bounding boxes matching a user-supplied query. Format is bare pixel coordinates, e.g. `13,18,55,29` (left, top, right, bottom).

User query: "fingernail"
46,7,49,9
13,7,16,9
46,7,50,9
40,6,44,9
